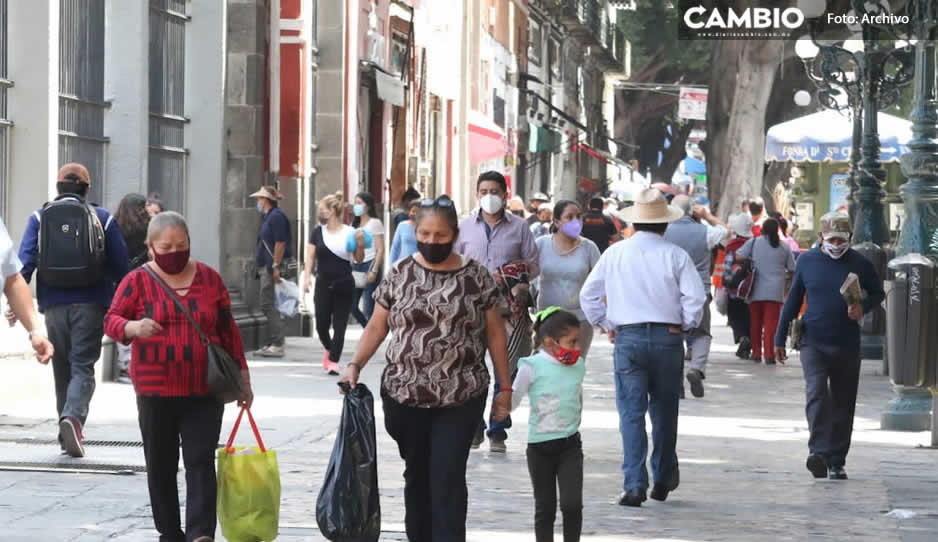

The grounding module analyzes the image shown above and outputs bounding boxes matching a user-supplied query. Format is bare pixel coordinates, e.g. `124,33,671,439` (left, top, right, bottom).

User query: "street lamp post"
796,1,915,363
891,1,938,432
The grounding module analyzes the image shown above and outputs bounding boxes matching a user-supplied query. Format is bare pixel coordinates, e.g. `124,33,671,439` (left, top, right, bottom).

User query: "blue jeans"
351,262,380,326
613,324,684,492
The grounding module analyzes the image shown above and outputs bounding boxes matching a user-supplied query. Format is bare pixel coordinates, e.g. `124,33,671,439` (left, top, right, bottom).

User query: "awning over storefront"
375,69,405,107
765,109,911,163
469,110,506,164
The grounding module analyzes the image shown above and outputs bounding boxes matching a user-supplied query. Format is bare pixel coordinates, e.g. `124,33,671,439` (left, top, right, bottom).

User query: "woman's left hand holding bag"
238,368,254,408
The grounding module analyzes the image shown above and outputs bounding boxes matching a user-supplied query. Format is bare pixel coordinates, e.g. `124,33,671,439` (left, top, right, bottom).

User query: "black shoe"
686,370,705,398
828,466,848,480
806,454,828,479
617,489,647,507
751,357,762,364
765,359,777,365
736,337,751,359
650,469,680,502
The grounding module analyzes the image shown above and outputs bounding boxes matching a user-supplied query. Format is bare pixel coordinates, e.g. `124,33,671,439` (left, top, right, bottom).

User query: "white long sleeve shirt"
579,231,707,332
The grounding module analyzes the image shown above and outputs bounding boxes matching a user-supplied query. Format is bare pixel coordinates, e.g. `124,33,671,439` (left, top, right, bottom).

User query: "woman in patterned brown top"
341,195,513,541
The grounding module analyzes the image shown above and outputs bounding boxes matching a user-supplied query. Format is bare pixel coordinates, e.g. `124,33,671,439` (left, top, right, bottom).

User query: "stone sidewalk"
1,321,938,541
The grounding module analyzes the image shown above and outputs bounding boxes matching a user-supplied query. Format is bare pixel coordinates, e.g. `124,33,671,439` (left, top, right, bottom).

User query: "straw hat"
249,185,282,201
617,188,683,224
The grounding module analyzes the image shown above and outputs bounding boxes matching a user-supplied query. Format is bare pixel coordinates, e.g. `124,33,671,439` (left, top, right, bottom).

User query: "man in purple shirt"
455,171,540,453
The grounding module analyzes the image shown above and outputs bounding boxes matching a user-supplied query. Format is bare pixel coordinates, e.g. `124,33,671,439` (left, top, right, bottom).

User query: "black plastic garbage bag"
317,382,381,542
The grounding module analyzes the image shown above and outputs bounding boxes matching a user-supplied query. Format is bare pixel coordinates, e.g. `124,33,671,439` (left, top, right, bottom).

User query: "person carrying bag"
218,406,281,542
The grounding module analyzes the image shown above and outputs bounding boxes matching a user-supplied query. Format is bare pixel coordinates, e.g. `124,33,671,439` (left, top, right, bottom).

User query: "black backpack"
37,195,107,288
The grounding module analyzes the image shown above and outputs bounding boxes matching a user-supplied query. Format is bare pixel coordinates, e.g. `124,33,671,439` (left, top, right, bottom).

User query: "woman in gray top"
737,218,795,365
535,200,601,359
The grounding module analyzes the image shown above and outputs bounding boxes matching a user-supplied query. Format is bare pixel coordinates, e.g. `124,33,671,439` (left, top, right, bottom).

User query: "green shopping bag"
217,407,281,542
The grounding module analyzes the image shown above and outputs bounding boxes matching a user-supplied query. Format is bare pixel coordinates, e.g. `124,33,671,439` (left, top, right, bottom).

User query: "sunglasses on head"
420,196,455,209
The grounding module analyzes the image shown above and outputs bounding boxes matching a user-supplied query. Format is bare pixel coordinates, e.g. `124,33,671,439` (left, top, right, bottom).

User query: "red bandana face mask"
153,248,190,275
551,346,581,365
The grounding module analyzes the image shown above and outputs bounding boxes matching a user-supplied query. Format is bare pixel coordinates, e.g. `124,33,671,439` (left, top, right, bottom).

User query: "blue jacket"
19,202,130,312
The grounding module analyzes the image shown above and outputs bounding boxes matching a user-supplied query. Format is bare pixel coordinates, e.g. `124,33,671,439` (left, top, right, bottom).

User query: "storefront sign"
678,87,708,120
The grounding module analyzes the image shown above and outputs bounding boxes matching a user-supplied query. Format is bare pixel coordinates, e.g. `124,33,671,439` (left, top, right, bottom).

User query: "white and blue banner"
765,109,912,163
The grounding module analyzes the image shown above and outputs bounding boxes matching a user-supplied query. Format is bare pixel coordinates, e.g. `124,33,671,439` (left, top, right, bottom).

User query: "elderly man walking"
580,189,706,507
665,195,727,398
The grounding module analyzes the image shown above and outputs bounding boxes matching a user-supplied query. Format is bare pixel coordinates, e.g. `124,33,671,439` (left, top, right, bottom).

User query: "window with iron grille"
0,0,10,215
59,0,108,205
148,0,189,215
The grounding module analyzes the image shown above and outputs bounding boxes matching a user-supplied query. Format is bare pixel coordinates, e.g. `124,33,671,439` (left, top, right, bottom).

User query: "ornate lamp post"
796,0,916,362
890,0,938,432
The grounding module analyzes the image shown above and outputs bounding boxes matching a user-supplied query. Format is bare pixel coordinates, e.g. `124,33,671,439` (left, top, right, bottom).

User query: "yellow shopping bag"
217,407,281,542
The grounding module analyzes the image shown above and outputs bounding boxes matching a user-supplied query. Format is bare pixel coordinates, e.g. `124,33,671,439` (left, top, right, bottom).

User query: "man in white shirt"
0,218,54,364
580,189,706,508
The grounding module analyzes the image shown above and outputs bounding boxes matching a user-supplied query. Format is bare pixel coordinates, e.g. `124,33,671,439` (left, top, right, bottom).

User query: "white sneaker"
259,345,285,358
489,438,507,453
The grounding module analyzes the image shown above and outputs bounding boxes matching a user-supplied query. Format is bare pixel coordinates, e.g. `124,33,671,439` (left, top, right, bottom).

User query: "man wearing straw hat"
580,188,706,507
250,185,292,358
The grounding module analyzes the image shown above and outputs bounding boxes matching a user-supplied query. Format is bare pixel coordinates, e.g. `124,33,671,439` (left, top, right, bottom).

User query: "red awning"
572,142,610,163
469,111,506,164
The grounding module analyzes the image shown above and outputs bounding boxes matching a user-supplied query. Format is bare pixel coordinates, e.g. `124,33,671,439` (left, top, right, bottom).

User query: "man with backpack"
13,163,130,458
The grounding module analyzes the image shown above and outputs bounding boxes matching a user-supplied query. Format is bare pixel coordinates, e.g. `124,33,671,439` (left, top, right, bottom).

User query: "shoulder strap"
143,265,210,345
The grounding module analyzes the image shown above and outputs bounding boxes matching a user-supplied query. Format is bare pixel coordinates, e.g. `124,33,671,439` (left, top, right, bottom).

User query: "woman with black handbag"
104,211,253,542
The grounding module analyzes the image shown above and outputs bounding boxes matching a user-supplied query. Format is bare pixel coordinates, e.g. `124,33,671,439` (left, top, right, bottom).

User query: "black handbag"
143,265,244,403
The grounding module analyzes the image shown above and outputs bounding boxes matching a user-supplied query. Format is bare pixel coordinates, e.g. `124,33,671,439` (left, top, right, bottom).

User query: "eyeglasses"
419,196,455,209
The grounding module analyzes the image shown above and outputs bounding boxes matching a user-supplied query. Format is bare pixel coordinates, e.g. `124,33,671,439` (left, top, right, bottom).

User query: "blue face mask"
256,201,265,214
353,204,365,217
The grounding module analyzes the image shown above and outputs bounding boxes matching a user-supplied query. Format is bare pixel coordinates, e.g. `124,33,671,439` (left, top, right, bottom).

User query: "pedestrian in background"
146,193,165,217
749,197,766,237
509,195,527,218
535,200,600,360
104,211,253,542
512,307,586,542
775,212,884,480
341,195,512,541
351,192,384,327
770,211,801,257
113,193,152,383
724,213,754,359
305,193,365,375
14,163,129,458
392,186,421,228
251,185,293,358
580,188,705,507
527,192,551,226
389,199,419,264
454,170,539,453
665,196,728,398
737,218,795,365
1,217,54,364
530,203,553,239
581,197,618,254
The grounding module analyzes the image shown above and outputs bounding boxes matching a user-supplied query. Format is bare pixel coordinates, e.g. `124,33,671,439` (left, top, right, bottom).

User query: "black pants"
137,395,224,542
314,276,354,362
800,345,862,468
726,297,751,344
527,434,583,542
382,389,485,542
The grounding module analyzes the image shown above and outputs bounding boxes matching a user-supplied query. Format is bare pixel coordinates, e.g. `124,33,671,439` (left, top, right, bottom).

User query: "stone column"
104,0,149,203
314,0,345,199
6,0,58,243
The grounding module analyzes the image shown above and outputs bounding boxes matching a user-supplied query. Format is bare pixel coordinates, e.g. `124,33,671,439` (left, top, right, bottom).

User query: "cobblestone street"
2,320,938,541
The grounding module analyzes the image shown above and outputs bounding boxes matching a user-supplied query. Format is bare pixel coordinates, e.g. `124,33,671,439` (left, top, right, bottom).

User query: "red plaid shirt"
104,262,248,397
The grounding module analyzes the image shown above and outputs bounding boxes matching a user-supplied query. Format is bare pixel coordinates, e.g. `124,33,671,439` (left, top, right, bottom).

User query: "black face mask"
417,240,454,264
318,216,329,225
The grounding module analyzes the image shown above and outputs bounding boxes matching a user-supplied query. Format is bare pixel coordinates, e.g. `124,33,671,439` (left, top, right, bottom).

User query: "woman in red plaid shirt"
105,211,253,542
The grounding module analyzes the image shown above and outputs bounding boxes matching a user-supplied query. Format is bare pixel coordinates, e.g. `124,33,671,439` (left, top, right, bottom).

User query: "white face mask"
480,194,503,215
823,241,848,259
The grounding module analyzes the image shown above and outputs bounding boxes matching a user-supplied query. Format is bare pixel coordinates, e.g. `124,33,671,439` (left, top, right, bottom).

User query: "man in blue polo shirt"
775,212,884,481
14,163,129,458
251,185,293,358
